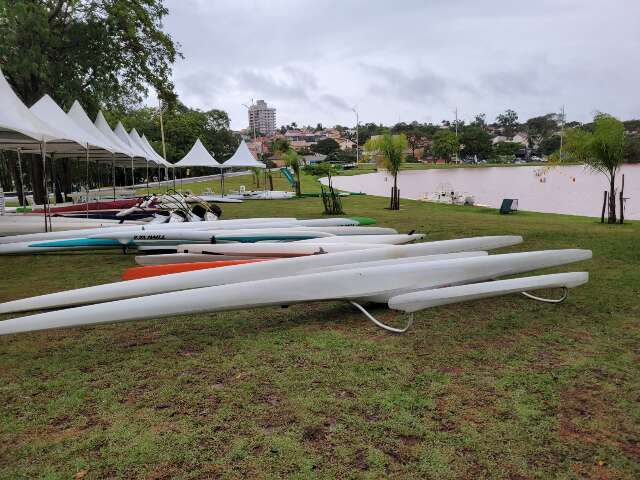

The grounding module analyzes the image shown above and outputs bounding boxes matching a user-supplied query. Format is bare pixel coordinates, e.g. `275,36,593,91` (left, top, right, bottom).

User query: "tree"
496,109,519,137
432,130,459,161
311,138,340,155
526,114,558,148
0,0,180,203
405,129,427,158
459,126,492,158
269,138,291,156
282,149,302,196
493,141,521,157
624,136,640,163
539,135,561,156
364,133,407,210
471,113,487,130
564,113,625,224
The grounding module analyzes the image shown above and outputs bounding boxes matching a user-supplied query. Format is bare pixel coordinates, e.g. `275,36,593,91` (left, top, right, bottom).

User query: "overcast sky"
160,0,640,130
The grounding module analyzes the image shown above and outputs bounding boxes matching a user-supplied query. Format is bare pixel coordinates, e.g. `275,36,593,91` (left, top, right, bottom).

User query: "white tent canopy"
114,122,151,162
222,139,265,168
0,67,73,147
30,95,113,157
94,111,138,160
141,134,172,167
174,138,220,168
68,101,134,164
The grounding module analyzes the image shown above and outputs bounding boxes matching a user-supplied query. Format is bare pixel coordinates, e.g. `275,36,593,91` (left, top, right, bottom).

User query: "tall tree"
311,138,340,155
282,149,302,196
496,109,519,137
564,113,626,224
526,114,558,148
432,130,459,162
459,126,492,158
364,133,407,210
0,0,180,203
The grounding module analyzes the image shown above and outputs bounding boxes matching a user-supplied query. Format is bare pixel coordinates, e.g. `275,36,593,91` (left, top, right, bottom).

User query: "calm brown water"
325,165,640,219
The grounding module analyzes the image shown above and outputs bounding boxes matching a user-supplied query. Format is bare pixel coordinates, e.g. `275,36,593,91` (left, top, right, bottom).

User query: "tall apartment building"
248,99,276,136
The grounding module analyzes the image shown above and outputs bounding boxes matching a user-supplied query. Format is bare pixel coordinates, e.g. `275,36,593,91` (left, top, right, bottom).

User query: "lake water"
324,164,640,220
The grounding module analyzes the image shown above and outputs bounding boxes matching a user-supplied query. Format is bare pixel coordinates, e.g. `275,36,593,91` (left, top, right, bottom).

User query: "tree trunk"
295,172,301,196
601,190,607,224
608,176,617,224
619,174,625,225
29,153,47,205
390,173,400,210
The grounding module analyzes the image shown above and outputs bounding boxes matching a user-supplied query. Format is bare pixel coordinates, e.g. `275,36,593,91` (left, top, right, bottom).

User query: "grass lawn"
1,179,639,479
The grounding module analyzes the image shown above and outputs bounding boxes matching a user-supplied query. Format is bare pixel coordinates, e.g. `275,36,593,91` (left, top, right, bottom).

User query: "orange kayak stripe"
122,258,271,280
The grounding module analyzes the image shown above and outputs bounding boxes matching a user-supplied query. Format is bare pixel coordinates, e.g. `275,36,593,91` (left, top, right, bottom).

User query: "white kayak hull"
388,272,589,312
0,217,371,245
0,236,523,314
0,249,590,335
173,242,389,256
294,234,424,245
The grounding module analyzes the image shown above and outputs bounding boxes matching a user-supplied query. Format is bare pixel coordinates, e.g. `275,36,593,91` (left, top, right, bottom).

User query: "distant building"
248,100,276,136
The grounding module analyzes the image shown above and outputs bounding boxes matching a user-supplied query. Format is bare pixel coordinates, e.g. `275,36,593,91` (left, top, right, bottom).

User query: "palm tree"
364,133,407,210
282,149,302,196
564,113,626,223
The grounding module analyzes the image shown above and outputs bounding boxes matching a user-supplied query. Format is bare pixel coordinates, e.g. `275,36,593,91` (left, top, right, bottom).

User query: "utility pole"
559,104,565,162
454,107,459,163
158,98,172,189
352,106,359,163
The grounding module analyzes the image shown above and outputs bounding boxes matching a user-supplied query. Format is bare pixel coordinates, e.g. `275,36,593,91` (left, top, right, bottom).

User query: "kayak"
0,236,523,314
0,217,375,245
122,258,271,280
173,242,389,258
388,272,589,312
293,234,424,245
0,249,591,336
0,229,341,255
30,198,147,214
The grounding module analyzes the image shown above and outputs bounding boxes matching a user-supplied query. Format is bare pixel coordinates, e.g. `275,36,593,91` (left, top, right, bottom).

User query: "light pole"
352,106,359,163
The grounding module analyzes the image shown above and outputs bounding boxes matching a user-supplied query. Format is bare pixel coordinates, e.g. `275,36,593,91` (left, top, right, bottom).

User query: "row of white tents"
0,65,265,193
0,66,267,230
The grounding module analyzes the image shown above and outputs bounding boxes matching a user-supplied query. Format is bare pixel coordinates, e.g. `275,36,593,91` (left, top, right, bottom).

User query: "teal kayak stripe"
31,238,122,248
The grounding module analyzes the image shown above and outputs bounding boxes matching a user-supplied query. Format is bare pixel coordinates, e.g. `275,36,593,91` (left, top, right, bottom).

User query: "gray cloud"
162,0,640,128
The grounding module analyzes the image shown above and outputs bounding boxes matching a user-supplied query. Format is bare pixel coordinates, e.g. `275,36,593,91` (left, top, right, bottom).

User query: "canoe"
388,272,589,312
122,258,271,280
0,229,341,255
29,198,146,214
0,249,591,335
173,242,389,257
0,217,375,245
294,234,424,245
0,236,523,314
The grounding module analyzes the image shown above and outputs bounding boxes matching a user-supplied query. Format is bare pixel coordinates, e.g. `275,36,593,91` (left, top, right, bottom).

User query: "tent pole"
85,148,90,219
16,148,25,207
130,157,134,192
146,160,149,193
112,154,116,200
40,142,49,232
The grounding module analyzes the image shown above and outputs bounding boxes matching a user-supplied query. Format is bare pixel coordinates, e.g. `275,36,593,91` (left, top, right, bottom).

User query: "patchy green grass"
1,183,639,479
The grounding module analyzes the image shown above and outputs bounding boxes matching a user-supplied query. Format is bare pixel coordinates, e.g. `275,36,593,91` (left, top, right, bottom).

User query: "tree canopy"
0,0,180,111
459,126,492,158
432,130,459,161
564,113,626,223
311,138,340,155
496,109,519,137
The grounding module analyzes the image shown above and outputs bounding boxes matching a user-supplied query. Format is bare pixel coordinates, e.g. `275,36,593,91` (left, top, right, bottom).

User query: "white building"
248,100,276,136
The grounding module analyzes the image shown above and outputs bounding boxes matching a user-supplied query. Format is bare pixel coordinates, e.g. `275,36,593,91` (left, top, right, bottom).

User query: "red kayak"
122,258,270,280
32,198,151,214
